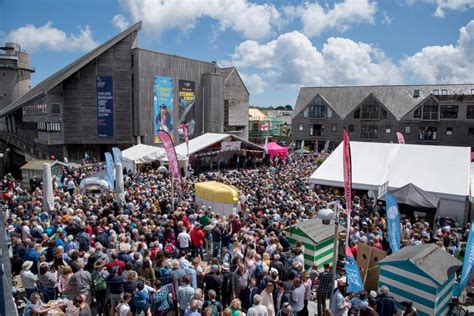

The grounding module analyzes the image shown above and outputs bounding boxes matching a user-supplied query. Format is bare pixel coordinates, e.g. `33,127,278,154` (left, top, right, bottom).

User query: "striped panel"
435,278,454,315
379,276,436,309
380,265,438,288
287,236,317,251
436,303,450,316
314,237,334,251
380,269,437,295
378,281,433,316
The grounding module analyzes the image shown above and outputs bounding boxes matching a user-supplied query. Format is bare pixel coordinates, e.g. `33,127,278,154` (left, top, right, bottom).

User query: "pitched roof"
0,21,142,117
290,217,345,243
379,244,462,285
293,84,474,120
20,160,67,170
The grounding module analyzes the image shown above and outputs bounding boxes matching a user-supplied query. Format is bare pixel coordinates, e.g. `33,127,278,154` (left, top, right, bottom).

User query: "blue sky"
1,0,473,107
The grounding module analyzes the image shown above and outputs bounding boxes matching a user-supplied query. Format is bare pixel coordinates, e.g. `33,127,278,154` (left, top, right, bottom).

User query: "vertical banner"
343,129,352,246
158,130,182,194
178,123,189,156
154,76,174,143
460,218,474,291
112,147,122,166
396,132,405,144
42,163,54,211
385,192,401,253
345,247,364,293
96,75,114,137
105,152,115,190
178,80,195,139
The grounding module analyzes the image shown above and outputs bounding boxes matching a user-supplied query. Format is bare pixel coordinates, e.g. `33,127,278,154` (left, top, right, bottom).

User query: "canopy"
294,148,311,154
386,183,440,209
195,181,239,216
310,141,471,223
122,144,166,172
267,142,288,159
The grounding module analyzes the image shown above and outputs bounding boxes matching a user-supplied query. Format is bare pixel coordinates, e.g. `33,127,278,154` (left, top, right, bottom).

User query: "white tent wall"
195,196,236,217
310,141,471,224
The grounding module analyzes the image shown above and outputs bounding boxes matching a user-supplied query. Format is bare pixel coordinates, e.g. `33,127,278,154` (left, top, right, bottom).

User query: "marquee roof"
310,141,471,200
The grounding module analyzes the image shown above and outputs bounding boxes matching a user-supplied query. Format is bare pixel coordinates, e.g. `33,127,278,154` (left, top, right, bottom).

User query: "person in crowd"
376,286,398,316
247,294,268,316
178,275,196,316
116,292,133,316
317,263,333,316
151,279,172,316
202,289,224,316
23,292,51,315
330,279,350,316
20,261,37,300
260,281,275,316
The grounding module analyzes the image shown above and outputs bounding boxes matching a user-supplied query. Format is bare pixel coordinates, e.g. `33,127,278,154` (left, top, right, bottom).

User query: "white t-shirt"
177,232,191,248
116,303,131,316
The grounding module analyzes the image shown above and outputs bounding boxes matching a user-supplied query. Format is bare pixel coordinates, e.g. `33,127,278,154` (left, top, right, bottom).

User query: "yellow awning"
195,181,239,204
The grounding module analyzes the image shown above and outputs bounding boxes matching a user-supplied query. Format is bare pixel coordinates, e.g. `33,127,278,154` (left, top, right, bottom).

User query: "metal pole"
330,211,339,305
171,177,175,211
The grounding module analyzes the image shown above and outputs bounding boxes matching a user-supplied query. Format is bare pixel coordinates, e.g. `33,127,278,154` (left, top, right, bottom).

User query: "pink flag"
396,132,405,144
158,130,182,193
343,129,352,247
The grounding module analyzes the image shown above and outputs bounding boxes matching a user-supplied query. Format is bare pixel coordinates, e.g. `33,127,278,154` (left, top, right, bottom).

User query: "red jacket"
190,227,205,247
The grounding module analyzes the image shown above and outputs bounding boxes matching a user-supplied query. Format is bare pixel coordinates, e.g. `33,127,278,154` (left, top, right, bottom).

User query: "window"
360,96,380,119
404,126,411,134
413,107,421,118
433,89,439,95
354,108,360,119
307,99,332,119
446,127,453,136
440,105,458,118
51,104,60,114
469,128,474,136
422,98,438,120
418,127,437,141
303,109,308,118
413,90,420,98
467,105,474,119
441,89,448,96
385,126,391,134
298,123,304,131
331,124,337,132
360,125,378,139
471,89,474,95
380,108,387,119
348,125,354,133
309,124,325,137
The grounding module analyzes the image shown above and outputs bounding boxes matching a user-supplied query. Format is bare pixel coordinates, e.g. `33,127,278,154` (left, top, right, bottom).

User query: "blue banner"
105,152,114,190
154,76,174,143
112,147,122,166
345,254,364,293
385,192,401,253
96,75,114,137
460,218,474,290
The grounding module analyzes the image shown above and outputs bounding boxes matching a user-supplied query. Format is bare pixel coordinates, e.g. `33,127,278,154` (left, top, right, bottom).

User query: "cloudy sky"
1,0,473,107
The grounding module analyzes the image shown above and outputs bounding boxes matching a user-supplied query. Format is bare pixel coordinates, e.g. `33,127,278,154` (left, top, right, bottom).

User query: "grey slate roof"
0,21,142,117
292,217,345,243
293,84,474,120
379,243,462,285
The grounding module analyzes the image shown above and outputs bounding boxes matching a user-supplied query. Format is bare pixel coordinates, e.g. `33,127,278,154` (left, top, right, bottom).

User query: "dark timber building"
0,21,249,167
291,84,474,151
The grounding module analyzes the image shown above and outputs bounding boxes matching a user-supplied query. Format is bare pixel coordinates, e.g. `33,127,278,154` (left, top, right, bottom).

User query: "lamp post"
317,204,340,304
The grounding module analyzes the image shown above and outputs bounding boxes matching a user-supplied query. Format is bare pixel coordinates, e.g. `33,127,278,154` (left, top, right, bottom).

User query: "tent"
122,144,166,172
294,148,311,154
194,181,239,217
267,142,288,160
310,141,471,224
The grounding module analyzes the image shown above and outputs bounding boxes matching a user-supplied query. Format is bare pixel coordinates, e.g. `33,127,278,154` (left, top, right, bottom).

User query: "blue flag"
460,218,474,290
385,192,401,253
105,152,115,190
112,147,122,166
345,254,364,293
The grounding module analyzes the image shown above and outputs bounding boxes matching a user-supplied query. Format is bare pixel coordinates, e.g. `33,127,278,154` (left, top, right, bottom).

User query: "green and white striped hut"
285,218,345,269
378,244,462,316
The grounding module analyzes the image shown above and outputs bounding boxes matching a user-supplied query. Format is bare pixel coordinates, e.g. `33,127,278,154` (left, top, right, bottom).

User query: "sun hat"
22,261,33,270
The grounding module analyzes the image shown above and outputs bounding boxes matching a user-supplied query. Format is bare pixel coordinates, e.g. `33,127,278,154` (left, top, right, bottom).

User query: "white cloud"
382,11,393,24
406,0,474,17
228,31,403,86
112,14,130,31
7,21,98,52
284,0,377,37
117,0,281,39
239,73,266,94
400,20,474,83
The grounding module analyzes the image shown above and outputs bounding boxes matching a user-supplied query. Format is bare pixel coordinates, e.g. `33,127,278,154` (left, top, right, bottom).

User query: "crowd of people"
1,150,471,316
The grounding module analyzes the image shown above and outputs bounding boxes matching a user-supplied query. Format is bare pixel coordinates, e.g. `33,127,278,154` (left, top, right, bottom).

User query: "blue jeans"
192,246,203,259
213,241,222,258
41,287,56,302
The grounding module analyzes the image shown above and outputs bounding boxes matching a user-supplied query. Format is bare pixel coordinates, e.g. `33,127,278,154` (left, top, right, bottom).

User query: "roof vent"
413,90,420,98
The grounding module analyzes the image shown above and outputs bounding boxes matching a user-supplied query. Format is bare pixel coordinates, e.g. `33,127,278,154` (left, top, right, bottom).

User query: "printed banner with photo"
178,79,196,139
154,76,174,143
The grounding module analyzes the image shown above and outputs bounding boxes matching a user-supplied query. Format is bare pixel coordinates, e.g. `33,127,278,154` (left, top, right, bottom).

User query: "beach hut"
378,244,461,316
194,181,239,217
285,218,345,269
20,160,67,188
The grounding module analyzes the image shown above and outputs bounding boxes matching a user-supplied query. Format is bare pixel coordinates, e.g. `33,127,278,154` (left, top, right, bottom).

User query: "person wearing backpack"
202,290,223,316
92,259,109,316
132,280,150,316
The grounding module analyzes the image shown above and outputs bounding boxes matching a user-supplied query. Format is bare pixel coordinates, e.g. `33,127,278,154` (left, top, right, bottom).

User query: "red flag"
343,129,352,247
396,132,405,144
158,130,182,193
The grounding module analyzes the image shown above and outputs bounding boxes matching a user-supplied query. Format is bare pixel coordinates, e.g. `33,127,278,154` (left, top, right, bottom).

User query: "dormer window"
414,90,420,98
